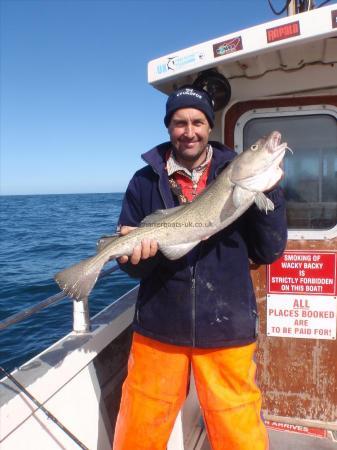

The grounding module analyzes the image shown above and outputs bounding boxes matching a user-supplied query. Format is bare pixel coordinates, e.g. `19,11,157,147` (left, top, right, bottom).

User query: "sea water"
0,193,137,372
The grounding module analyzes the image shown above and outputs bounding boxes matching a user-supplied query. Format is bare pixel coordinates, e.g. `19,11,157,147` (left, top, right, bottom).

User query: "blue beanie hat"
164,86,215,128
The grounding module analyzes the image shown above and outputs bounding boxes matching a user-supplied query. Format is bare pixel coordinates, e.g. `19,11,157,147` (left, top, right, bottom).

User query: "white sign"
267,294,337,339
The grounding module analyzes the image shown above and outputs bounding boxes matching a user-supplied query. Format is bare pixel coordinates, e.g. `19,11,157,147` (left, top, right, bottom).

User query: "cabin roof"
148,4,337,98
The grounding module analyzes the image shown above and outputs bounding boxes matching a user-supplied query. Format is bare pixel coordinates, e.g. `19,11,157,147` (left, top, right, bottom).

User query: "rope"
0,366,90,450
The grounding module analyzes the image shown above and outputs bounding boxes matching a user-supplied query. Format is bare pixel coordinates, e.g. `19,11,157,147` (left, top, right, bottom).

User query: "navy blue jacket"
118,141,287,348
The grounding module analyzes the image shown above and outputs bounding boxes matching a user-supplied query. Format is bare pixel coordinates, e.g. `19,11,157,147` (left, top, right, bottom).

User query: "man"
113,86,287,450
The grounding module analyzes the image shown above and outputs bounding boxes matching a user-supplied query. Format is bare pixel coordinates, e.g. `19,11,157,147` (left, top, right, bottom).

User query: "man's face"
168,108,212,169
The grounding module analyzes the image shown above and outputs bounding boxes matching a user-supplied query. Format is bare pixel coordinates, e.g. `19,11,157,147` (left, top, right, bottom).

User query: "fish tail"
54,255,106,300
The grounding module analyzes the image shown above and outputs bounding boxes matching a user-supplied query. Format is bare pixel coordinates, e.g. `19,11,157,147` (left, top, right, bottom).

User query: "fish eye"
250,144,258,151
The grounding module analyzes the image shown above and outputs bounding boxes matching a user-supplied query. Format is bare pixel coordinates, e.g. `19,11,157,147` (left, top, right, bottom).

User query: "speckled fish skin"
55,131,288,300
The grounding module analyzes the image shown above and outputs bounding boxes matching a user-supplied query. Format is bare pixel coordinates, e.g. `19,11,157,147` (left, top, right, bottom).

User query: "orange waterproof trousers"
113,333,268,450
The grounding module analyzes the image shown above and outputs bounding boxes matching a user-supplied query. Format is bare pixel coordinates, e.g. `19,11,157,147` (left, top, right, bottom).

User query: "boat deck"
268,429,337,450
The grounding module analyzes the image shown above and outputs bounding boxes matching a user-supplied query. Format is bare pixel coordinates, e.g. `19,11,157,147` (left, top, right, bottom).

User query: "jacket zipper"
190,241,203,347
191,274,196,347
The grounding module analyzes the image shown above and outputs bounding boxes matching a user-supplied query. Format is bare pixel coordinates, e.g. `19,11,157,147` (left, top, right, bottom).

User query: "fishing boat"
1,1,337,448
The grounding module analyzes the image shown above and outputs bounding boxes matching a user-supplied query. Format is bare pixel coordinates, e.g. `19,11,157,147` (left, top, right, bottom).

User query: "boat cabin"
148,3,337,447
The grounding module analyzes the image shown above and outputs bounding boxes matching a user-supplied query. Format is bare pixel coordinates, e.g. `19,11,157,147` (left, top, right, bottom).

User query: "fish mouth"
267,132,290,167
272,139,294,170
271,142,288,166
267,131,282,152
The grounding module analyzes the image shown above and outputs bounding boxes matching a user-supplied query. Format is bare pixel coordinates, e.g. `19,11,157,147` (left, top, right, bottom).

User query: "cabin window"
236,107,337,235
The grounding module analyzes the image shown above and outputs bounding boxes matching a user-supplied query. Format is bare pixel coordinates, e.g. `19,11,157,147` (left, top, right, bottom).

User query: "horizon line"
0,191,125,197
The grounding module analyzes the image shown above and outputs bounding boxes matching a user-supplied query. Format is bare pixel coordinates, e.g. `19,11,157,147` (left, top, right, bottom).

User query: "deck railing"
0,264,120,333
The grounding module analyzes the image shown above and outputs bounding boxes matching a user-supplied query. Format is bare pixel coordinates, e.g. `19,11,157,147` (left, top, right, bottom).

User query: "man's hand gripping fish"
55,131,290,300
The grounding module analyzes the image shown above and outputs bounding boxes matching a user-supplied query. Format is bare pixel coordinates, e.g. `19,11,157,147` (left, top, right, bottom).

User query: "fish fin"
96,234,120,253
160,241,200,260
233,185,249,208
140,205,186,226
254,192,274,213
55,256,106,300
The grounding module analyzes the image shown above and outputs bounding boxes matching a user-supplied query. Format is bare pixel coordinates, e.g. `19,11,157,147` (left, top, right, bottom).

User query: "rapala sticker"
266,21,300,43
213,36,243,58
332,10,337,28
156,52,205,75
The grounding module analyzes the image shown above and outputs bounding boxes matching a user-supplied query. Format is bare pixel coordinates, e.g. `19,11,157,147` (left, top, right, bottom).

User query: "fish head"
230,131,288,192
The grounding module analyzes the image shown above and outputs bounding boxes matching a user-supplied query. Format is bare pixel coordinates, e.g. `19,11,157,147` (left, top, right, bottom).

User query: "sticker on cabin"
332,10,337,28
266,251,337,340
266,21,300,43
265,420,327,438
155,51,206,75
213,36,243,58
268,251,336,295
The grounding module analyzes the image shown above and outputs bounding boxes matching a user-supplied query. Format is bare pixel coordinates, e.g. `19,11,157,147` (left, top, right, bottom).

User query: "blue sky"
2,0,336,195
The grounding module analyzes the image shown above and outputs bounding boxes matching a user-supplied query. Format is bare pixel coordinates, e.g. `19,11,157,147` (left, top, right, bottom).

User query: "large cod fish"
55,131,289,300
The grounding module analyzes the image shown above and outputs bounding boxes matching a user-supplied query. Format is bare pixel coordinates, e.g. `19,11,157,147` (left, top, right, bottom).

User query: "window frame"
233,104,337,241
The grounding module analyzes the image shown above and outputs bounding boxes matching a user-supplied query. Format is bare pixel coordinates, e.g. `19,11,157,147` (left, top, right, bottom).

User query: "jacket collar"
141,141,236,208
141,141,235,179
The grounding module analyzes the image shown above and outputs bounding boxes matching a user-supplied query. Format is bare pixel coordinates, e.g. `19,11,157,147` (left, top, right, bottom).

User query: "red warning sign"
268,251,336,296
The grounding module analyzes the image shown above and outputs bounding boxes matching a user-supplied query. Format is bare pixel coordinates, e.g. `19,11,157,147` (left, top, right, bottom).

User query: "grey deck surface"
268,430,337,450
199,429,337,449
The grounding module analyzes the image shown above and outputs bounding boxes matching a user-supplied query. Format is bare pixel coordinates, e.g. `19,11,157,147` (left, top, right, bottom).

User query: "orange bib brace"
113,333,268,450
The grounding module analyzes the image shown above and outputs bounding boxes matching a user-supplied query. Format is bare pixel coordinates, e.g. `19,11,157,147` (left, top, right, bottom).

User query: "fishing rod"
0,366,90,450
